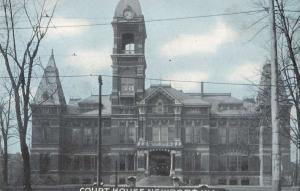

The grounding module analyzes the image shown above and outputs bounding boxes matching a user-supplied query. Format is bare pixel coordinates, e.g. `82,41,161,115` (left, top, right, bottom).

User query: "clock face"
124,10,134,20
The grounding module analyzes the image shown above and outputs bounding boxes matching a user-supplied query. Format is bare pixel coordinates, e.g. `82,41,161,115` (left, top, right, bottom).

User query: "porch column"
145,151,149,176
174,105,182,140
170,151,175,176
143,118,146,140
171,154,173,170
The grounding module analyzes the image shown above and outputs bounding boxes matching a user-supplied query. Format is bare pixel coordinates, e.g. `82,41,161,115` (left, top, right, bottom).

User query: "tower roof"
257,62,288,106
114,0,143,18
33,50,66,105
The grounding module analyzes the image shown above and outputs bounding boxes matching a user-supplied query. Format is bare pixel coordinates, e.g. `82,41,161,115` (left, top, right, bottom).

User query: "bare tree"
272,0,300,186
0,82,13,188
0,0,56,190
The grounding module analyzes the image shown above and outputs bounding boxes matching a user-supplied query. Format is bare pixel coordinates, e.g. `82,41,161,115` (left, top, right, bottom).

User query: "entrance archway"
149,151,170,176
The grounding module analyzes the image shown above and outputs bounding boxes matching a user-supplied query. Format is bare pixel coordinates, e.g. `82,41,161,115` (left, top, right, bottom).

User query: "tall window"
161,126,168,142
103,156,111,171
83,156,91,170
200,127,209,144
194,127,201,143
40,154,50,174
238,127,248,145
249,156,259,171
263,155,272,173
72,129,81,145
83,128,93,145
219,128,227,144
128,154,135,171
152,125,168,142
153,126,160,142
184,153,193,171
229,127,237,144
156,101,164,113
249,126,259,144
119,127,126,143
240,156,248,171
168,126,176,141
219,155,227,171
228,155,237,171
185,126,193,143
121,77,135,93
201,154,209,171
195,153,201,170
128,126,136,143
73,156,80,170
119,154,126,171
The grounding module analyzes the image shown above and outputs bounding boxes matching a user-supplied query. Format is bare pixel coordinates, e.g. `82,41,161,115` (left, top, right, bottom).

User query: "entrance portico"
149,151,170,176
140,149,177,177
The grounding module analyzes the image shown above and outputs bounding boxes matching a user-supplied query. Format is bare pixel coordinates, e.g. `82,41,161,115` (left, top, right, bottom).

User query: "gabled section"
140,85,182,105
33,50,66,105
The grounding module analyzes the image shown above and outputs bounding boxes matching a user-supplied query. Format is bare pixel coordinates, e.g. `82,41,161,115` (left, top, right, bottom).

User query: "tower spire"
33,50,66,105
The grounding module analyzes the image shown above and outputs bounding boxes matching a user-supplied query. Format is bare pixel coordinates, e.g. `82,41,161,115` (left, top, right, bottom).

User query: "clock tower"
111,0,147,106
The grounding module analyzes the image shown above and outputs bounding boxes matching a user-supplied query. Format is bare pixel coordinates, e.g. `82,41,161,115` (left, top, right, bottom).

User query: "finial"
51,49,54,56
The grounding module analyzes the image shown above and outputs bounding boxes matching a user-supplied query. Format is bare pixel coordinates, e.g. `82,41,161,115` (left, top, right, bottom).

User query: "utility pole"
115,160,118,187
259,125,264,186
97,75,103,186
296,143,299,186
269,0,281,190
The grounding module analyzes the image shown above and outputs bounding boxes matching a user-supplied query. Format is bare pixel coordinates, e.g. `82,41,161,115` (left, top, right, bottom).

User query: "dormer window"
122,33,135,54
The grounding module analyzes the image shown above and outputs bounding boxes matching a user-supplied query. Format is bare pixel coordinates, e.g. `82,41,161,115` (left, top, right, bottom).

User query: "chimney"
201,82,204,97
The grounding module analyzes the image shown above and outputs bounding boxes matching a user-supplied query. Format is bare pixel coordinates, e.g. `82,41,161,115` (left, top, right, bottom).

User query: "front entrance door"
149,151,170,176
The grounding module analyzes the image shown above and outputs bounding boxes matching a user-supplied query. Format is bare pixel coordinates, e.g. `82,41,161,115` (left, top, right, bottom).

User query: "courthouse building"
31,0,291,186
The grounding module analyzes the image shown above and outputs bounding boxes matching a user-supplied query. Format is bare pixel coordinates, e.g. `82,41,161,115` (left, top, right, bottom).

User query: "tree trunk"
3,138,8,187
20,135,31,191
296,145,299,186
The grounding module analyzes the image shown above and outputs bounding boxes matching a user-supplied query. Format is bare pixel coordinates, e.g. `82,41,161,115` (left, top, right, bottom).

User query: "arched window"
42,91,49,101
122,33,135,54
156,100,164,113
120,69,135,94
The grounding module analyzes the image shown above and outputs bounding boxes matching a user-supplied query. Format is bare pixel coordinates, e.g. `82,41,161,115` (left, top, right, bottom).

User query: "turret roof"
33,50,66,105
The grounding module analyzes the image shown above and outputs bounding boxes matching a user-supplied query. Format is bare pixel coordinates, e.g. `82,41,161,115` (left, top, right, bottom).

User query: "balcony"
137,138,182,149
121,49,135,54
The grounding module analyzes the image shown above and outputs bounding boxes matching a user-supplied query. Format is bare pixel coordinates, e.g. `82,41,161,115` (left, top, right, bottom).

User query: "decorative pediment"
141,87,182,105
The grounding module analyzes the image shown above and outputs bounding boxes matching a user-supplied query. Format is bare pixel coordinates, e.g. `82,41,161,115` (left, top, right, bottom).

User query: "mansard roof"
114,0,143,18
33,51,66,105
202,94,256,116
66,95,111,116
141,84,256,116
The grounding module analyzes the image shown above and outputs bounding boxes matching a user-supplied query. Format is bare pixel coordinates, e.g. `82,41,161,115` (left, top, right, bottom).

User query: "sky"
33,0,272,100
3,0,296,156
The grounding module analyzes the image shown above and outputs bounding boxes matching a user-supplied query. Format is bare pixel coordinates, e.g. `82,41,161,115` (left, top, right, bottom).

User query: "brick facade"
31,0,291,186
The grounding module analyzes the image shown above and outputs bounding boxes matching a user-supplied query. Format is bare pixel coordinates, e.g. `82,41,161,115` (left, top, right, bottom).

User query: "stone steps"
136,176,173,186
